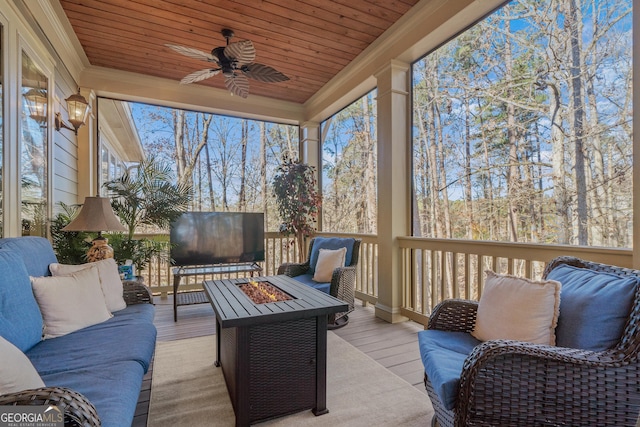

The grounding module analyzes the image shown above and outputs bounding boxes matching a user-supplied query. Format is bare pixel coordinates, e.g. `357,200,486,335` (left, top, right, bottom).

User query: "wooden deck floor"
133,296,427,427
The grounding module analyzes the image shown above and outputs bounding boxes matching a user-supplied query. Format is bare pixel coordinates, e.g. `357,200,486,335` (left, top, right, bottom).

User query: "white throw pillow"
472,270,561,345
31,266,113,339
0,335,45,394
312,247,347,282
50,258,127,312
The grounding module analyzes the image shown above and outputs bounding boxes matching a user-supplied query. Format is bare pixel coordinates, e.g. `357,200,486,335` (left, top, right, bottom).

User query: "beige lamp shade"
63,197,126,233
62,197,126,262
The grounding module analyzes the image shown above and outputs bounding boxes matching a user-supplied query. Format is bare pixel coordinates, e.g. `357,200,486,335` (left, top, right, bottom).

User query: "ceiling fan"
166,29,289,98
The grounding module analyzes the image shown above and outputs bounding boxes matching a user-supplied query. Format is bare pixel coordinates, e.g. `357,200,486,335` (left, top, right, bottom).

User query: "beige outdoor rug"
148,332,433,426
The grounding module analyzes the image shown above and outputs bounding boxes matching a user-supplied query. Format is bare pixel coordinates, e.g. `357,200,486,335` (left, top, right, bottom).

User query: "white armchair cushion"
472,270,561,345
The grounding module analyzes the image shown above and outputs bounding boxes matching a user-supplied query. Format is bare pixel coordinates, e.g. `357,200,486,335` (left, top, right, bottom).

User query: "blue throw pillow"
0,250,43,352
546,264,638,351
308,237,355,274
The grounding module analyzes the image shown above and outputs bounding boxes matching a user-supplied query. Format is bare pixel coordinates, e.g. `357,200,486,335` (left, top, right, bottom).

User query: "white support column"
375,60,410,323
77,88,97,200
301,121,322,229
301,121,320,168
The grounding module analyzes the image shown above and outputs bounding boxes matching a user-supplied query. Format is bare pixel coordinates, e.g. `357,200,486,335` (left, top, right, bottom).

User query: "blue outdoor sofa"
0,237,156,427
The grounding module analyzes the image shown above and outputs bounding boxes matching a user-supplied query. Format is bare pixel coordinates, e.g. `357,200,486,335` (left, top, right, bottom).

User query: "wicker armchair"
278,237,361,328
424,256,640,427
0,282,154,427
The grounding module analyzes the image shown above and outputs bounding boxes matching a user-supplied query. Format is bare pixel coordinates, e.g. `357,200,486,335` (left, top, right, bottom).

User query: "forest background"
114,0,632,249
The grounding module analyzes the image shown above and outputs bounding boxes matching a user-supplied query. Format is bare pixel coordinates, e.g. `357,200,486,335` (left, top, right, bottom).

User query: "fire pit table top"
203,275,348,328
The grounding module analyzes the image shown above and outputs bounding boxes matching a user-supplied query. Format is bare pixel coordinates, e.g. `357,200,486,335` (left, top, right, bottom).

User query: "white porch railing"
135,232,632,328
137,231,300,296
137,231,380,302
313,232,379,305
399,237,633,325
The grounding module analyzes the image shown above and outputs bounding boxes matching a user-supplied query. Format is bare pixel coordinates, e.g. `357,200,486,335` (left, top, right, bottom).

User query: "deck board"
132,297,427,426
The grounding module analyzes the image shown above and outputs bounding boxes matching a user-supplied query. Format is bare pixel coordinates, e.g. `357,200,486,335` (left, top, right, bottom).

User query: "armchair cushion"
418,330,481,410
546,264,638,351
289,273,331,294
0,336,45,394
309,237,355,274
312,247,346,282
0,250,44,352
472,270,561,345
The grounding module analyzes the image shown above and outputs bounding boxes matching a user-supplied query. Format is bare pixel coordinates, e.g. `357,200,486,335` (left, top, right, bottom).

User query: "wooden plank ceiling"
59,0,420,104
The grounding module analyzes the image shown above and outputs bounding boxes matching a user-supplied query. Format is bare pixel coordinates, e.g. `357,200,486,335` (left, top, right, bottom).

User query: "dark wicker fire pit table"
203,275,349,426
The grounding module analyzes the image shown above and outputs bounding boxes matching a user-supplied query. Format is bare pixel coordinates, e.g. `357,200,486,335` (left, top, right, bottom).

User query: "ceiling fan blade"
165,44,219,63
180,68,221,84
242,63,290,83
225,74,249,98
224,40,256,66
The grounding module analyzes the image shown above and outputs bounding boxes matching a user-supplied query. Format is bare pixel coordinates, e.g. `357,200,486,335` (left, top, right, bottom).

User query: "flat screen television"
170,212,265,266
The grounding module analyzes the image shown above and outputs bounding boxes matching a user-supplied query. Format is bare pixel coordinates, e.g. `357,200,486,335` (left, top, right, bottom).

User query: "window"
412,0,632,247
20,51,48,237
321,90,377,234
98,100,299,232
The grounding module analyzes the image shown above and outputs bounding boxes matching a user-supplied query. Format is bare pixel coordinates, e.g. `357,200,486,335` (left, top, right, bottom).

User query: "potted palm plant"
104,156,192,271
272,157,321,262
50,202,91,264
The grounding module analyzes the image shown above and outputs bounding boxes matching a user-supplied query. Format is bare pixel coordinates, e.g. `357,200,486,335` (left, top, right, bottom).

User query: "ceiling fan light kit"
166,29,289,98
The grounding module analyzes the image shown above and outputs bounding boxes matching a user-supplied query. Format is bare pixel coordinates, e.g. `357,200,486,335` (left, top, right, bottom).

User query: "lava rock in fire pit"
239,280,293,304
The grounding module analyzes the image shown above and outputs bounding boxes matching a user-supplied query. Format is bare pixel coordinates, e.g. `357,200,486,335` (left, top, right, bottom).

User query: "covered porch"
1,0,638,425
2,0,637,322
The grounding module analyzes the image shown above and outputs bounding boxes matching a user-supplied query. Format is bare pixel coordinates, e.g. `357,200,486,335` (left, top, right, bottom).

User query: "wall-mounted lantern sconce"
24,88,48,125
55,89,90,135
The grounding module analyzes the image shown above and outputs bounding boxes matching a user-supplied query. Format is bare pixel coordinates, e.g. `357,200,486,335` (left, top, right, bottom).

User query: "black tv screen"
170,212,265,266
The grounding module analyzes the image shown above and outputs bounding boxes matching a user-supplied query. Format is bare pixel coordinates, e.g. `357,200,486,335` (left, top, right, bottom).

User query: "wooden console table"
172,262,262,321
203,275,348,426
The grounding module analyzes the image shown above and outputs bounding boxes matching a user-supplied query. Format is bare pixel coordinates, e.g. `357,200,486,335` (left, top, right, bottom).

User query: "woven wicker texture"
175,290,208,305
277,238,361,325
122,279,153,305
248,318,317,421
0,386,101,427
425,256,640,427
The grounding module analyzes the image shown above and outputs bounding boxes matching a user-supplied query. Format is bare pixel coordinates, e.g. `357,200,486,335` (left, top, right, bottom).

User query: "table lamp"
63,196,127,262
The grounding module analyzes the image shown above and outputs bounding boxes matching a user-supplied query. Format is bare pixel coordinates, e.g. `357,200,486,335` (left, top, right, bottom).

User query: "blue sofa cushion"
41,360,144,427
0,250,43,352
0,237,57,277
109,302,156,324
418,330,482,410
546,264,638,351
290,273,331,294
309,237,355,274
26,305,156,375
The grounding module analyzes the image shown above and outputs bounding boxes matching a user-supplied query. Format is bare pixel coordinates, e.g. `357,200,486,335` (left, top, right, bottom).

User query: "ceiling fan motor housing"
212,46,236,76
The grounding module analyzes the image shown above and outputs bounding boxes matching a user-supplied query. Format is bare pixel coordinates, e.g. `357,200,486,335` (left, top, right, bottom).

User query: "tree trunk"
567,0,588,244
504,19,520,243
239,120,248,212
174,110,186,180
260,122,267,221
362,96,377,234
